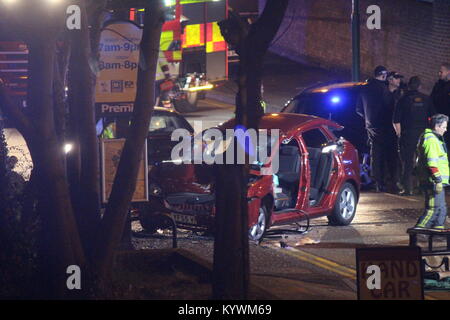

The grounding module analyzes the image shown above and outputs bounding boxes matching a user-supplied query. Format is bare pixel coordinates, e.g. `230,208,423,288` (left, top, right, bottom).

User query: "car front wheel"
248,205,269,241
328,182,357,226
139,210,172,234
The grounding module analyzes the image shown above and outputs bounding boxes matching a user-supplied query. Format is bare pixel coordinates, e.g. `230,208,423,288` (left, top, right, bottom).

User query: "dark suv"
281,81,372,185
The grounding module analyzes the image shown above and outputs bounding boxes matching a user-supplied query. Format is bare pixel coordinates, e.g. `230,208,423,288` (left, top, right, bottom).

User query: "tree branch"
249,0,289,53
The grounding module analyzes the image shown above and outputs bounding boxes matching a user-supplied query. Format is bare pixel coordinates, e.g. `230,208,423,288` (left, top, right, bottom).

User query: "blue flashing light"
330,96,341,104
234,125,256,157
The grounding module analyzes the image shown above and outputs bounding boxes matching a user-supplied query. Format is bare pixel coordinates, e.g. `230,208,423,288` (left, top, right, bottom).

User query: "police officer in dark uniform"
393,76,436,196
357,65,392,192
386,71,405,192
431,63,450,146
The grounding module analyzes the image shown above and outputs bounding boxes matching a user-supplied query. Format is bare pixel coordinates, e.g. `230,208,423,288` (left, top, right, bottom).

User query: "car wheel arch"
261,195,274,225
344,178,360,201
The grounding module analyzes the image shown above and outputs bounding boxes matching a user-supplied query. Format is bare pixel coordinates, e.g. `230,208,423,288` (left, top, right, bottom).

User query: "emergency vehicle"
127,0,229,112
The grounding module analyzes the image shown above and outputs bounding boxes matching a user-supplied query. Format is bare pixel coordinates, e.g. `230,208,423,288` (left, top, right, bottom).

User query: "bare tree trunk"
213,164,249,299
67,1,106,257
213,0,289,300
26,38,86,298
94,0,165,279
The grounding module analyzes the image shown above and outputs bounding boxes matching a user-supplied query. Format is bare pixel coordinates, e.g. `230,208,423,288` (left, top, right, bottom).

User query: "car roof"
218,113,343,135
302,81,367,94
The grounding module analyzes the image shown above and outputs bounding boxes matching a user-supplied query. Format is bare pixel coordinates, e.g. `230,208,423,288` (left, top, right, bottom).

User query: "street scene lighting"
64,143,73,154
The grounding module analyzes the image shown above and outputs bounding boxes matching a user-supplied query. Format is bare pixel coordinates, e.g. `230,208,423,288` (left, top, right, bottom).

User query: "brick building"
259,0,450,93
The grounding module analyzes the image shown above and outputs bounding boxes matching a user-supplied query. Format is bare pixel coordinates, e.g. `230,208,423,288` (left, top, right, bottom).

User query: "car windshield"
149,113,194,135
285,89,362,124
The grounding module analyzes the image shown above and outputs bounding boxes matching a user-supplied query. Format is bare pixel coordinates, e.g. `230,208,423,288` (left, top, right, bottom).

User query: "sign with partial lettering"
356,246,423,300
95,21,142,115
101,139,148,203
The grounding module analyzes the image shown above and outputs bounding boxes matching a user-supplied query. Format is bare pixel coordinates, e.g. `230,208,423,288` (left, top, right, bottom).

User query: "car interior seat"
308,147,333,202
277,145,301,208
278,146,301,185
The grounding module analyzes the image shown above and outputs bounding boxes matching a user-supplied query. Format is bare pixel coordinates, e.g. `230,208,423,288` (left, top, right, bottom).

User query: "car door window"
301,128,329,148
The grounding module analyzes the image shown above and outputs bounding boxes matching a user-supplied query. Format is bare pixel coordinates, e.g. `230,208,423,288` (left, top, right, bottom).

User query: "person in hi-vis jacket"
414,114,449,230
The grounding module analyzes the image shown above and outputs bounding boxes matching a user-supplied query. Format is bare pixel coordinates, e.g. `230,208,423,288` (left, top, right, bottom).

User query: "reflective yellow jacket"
417,128,449,185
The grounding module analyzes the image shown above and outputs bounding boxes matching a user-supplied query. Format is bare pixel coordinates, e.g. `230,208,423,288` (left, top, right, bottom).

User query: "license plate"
171,203,213,213
172,213,197,225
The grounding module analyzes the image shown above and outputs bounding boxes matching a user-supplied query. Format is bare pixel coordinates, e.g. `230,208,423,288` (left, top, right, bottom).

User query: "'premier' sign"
96,103,134,116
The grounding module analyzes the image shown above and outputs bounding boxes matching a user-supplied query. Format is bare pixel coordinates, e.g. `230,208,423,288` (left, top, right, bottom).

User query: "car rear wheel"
328,182,357,226
173,98,192,113
186,91,198,111
248,205,269,241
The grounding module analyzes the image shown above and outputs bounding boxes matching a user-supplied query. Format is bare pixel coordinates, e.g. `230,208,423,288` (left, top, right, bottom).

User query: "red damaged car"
138,113,360,241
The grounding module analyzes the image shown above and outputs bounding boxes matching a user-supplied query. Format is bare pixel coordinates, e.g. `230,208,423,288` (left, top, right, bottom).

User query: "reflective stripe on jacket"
417,128,449,184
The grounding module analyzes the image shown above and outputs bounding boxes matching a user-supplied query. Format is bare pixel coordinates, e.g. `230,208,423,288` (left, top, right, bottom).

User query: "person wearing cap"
356,65,392,192
431,63,450,146
385,71,406,192
431,63,450,116
393,76,436,196
414,113,449,230
387,72,405,103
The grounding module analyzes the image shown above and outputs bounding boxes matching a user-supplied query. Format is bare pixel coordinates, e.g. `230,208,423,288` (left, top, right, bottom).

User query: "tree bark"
94,0,165,278
26,38,86,298
213,164,249,299
53,39,70,143
66,1,107,257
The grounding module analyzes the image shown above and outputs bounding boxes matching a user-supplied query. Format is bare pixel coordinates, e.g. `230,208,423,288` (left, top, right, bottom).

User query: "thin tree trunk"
27,38,85,298
213,0,289,299
213,164,249,299
94,0,165,279
67,1,104,257
53,39,70,143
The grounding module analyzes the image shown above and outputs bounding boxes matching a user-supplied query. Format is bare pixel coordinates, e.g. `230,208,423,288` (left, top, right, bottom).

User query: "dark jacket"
387,88,404,112
393,90,435,134
431,79,450,116
356,78,391,131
